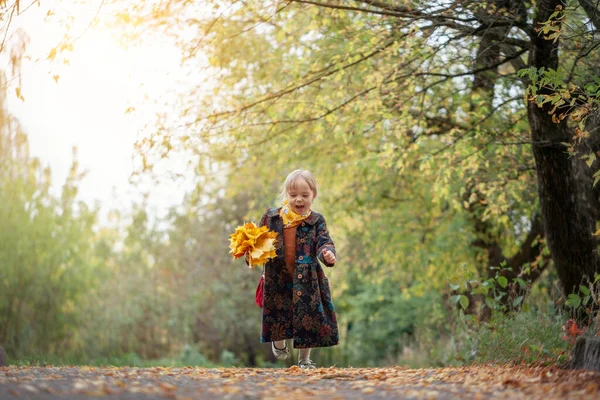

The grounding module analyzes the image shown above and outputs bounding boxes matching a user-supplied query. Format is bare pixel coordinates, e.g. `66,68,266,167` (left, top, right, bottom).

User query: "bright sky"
4,0,195,219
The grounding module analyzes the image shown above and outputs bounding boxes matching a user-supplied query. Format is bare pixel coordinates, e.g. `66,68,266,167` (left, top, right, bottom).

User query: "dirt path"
1,365,600,399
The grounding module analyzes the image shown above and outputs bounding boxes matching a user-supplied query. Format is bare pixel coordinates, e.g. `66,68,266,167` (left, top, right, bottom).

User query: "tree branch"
289,0,407,17
189,37,396,124
577,0,600,32
289,0,533,38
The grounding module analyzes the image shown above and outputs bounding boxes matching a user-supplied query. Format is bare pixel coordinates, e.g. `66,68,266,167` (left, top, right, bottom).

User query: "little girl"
252,169,338,368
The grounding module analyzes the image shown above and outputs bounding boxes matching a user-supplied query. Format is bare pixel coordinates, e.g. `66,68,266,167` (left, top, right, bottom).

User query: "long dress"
259,207,339,349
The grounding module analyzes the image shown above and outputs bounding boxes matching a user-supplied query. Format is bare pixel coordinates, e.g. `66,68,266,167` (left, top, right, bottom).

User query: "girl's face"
286,178,315,215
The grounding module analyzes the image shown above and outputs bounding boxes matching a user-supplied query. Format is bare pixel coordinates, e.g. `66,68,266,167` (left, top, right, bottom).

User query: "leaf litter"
1,365,600,399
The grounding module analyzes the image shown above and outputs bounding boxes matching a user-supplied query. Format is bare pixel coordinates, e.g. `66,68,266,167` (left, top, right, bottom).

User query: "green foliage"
558,276,600,328
0,99,98,357
114,0,541,252
72,193,267,365
219,350,240,367
441,262,572,366
469,311,569,365
337,266,450,367
181,345,211,367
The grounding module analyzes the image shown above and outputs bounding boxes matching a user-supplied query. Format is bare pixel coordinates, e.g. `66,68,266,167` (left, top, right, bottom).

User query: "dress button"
299,256,303,261
298,274,303,279
301,222,305,226
297,291,302,296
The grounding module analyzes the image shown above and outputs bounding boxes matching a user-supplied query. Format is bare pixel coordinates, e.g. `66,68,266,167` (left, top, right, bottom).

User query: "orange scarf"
280,200,311,228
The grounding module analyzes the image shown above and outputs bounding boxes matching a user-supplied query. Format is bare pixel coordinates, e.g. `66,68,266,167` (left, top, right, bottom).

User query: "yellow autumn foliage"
229,222,278,267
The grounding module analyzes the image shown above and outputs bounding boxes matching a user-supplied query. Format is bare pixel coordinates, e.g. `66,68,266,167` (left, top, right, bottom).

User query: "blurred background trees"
1,0,599,367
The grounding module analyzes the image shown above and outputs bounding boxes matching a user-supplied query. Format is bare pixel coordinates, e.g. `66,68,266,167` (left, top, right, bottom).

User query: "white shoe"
272,342,290,360
298,358,316,369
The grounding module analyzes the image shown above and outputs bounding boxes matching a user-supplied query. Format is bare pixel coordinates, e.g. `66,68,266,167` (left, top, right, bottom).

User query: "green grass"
469,310,571,365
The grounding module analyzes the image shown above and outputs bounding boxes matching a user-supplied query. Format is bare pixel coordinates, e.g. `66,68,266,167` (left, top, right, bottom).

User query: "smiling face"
286,177,315,215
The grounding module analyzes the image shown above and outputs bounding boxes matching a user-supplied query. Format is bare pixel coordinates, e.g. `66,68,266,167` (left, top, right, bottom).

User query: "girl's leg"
298,348,316,368
273,340,286,350
298,348,311,361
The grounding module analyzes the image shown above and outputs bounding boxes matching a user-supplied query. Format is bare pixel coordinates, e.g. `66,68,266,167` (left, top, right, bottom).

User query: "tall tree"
0,91,98,357
113,0,599,297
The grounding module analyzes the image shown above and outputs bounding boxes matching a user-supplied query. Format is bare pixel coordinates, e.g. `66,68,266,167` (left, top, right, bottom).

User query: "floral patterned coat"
258,207,338,349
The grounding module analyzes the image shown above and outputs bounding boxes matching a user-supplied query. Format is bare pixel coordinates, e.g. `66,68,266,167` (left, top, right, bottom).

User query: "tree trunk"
0,346,7,367
570,336,600,371
461,0,548,317
528,0,600,295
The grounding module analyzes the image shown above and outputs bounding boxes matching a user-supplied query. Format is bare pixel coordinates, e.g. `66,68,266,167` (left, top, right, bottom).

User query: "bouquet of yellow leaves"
229,222,278,268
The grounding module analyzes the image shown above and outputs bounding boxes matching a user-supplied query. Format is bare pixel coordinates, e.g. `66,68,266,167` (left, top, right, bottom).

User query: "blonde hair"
278,169,318,201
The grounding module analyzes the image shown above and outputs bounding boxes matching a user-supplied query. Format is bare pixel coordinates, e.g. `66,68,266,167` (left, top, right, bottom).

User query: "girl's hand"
323,249,336,265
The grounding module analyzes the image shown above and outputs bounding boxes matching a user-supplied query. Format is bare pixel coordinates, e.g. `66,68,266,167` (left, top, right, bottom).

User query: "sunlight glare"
4,0,195,218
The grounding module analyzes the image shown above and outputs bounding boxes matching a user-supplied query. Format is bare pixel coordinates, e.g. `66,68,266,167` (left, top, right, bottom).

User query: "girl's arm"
316,215,336,267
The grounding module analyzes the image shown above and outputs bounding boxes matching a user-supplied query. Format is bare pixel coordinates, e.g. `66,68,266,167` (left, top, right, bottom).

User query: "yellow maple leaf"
229,222,278,267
